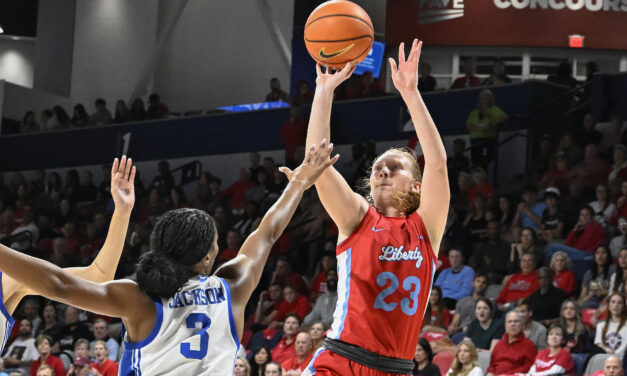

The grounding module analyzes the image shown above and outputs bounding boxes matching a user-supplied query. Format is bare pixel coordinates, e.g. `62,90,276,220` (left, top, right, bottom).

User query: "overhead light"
0,25,4,34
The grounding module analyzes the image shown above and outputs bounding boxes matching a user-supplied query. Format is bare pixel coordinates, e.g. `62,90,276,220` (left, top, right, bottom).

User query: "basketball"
304,0,374,69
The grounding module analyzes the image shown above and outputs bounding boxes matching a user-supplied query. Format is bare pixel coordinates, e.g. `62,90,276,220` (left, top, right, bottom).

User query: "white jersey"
119,276,240,375
1,271,16,354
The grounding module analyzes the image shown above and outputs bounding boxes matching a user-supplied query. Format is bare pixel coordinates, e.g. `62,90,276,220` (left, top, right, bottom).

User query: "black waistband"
323,338,414,375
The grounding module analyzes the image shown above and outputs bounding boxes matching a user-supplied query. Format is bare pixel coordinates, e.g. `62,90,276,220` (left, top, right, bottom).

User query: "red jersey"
554,270,575,294
496,270,539,304
328,206,436,360
531,348,574,376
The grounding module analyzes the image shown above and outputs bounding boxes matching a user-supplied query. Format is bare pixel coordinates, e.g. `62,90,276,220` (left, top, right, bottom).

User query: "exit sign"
569,35,584,48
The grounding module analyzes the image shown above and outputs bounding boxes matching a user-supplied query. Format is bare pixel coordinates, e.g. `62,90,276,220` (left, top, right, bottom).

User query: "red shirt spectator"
565,207,606,253
280,107,307,165
272,258,309,298
270,315,300,365
91,359,119,376
281,332,314,374
553,270,575,295
30,355,65,376
451,60,480,89
221,169,254,211
273,286,312,322
530,347,574,376
468,183,494,204
496,269,539,305
488,332,536,375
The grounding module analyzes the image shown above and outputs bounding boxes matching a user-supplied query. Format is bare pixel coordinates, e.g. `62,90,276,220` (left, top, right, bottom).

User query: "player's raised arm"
389,39,449,252
305,64,369,240
216,141,338,336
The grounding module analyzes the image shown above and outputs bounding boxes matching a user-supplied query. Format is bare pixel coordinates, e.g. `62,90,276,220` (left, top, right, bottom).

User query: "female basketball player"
1,156,136,352
302,39,450,375
0,142,338,375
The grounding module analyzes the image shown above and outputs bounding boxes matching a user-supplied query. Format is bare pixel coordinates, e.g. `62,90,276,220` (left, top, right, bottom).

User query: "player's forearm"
90,208,131,281
403,90,447,166
305,89,334,150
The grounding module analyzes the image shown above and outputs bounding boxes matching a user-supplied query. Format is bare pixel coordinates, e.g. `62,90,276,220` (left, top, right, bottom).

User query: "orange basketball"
304,0,374,69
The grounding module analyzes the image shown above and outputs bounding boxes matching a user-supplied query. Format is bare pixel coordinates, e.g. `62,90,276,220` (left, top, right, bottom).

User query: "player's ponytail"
136,208,216,299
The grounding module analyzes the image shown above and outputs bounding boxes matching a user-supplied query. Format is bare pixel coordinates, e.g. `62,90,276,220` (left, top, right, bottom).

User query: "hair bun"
136,252,192,298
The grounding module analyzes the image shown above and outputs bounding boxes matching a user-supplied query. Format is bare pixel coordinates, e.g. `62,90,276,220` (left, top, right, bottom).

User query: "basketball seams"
304,35,373,43
305,14,374,32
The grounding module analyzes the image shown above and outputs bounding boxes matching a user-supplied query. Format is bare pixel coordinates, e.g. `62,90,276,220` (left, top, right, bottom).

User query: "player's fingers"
322,154,340,170
316,63,322,76
129,166,136,183
111,158,119,178
398,42,405,63
305,144,316,163
119,155,127,174
388,58,398,74
278,166,293,179
124,157,133,179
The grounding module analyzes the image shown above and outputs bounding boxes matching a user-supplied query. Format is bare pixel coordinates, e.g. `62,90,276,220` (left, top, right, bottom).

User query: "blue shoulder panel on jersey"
123,297,164,350
0,271,16,353
219,278,241,350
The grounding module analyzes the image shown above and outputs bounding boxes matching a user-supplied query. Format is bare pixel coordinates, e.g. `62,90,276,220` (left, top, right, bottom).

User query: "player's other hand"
111,155,136,213
389,38,422,95
279,139,339,189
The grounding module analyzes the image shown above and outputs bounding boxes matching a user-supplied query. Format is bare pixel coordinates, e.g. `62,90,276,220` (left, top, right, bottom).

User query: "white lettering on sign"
493,0,627,10
418,0,465,25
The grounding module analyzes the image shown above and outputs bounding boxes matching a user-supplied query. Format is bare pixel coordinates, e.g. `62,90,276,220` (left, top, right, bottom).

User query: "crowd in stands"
0,57,625,376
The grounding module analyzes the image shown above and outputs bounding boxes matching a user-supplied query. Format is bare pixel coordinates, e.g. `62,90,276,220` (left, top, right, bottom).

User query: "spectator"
3,319,38,375
446,340,482,376
246,174,270,205
515,298,548,349
234,356,251,376
508,227,544,275
265,78,289,103
594,292,627,357
78,171,98,203
448,273,488,335
465,89,507,171
71,104,90,127
308,322,326,351
113,100,129,123
304,269,337,327
435,248,475,309
547,61,578,88
563,205,607,253
52,105,71,129
610,217,627,257
22,298,42,330
462,194,491,244
206,177,225,214
612,181,627,225
90,319,119,362
471,221,509,284
34,302,63,348
464,298,503,351
281,331,313,375
270,257,308,298
559,299,590,354
539,187,565,242
250,346,272,376
447,138,470,185
591,355,623,376
481,59,512,86
353,71,384,98
549,251,575,294
149,160,175,197
90,340,118,376
280,105,308,169
418,62,437,92
88,98,112,126
451,59,480,89
590,184,617,229
9,206,39,252
270,314,300,365
222,168,254,214
412,338,439,376
268,285,311,324
526,324,574,376
539,152,570,193
568,144,610,195
254,283,284,328
29,335,65,376
67,356,93,376
73,339,91,362
129,98,146,122
21,111,40,133
467,167,493,205
41,109,57,130
486,311,536,376
528,267,569,326
531,134,555,179
601,116,625,163
576,112,603,148
58,306,93,352
309,250,337,300
292,80,314,106
45,172,63,202
512,186,546,233
263,362,282,376
496,252,539,310
427,286,452,329
580,245,613,308
218,229,242,262
146,93,169,119
608,145,627,201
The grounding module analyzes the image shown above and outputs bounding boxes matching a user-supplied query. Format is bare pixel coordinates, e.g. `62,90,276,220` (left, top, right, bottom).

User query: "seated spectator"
468,167,493,205
576,112,603,148
218,229,242,262
512,186,546,233
270,314,300,365
482,59,512,86
146,93,169,119
67,356,94,376
594,292,627,357
539,187,565,242
21,110,40,133
564,205,607,253
137,188,166,224
447,138,470,184
78,170,98,204
222,168,254,214
559,299,590,354
591,355,623,376
149,160,175,197
254,283,284,329
292,80,314,106
435,248,474,309
58,306,93,352
462,195,491,244
465,89,507,171
88,98,112,126
610,216,627,257
448,273,488,335
9,206,39,252
508,227,544,275
427,286,451,329
418,62,437,92
515,298,548,350
309,251,336,301
412,338,440,376
90,340,118,376
446,340,482,376
609,247,627,295
265,78,289,103
71,104,90,127
465,298,504,351
304,270,337,327
270,257,309,298
73,339,91,362
35,303,63,349
539,151,570,193
590,184,617,229
29,335,65,376
281,331,313,375
608,145,627,196
113,99,129,123
249,346,271,376
496,252,539,311
90,319,119,362
471,221,509,284
168,186,190,210
528,267,569,326
526,323,574,376
35,364,54,376
268,285,311,325
3,319,38,375
308,322,326,351
52,105,71,129
280,105,307,169
614,179,627,224
129,98,146,122
353,71,384,98
579,245,613,308
234,356,251,376
451,59,480,89
263,362,283,376
486,311,536,376
568,144,609,195
41,109,56,130
551,251,576,294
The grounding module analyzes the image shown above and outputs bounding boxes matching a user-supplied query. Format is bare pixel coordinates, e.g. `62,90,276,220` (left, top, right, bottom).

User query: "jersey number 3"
181,313,212,359
374,272,421,316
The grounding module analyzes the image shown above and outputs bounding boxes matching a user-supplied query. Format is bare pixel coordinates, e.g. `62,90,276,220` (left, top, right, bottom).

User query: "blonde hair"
236,356,251,376
448,340,479,376
363,148,422,215
37,364,55,376
93,339,110,356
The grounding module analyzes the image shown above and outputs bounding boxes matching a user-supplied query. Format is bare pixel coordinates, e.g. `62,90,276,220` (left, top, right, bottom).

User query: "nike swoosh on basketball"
319,43,355,59
371,226,389,232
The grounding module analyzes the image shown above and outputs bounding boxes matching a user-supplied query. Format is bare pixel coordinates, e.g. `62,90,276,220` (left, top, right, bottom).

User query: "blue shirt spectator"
435,249,475,308
516,186,546,231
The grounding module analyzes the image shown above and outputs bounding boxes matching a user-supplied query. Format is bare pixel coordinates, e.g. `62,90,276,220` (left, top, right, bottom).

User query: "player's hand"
315,62,355,94
389,39,422,95
111,155,136,213
279,139,339,189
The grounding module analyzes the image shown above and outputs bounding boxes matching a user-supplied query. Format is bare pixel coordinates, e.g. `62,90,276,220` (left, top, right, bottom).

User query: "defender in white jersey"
0,156,136,354
0,142,338,375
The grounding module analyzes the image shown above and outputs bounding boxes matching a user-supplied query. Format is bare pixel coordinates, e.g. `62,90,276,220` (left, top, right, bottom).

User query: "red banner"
385,0,627,50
